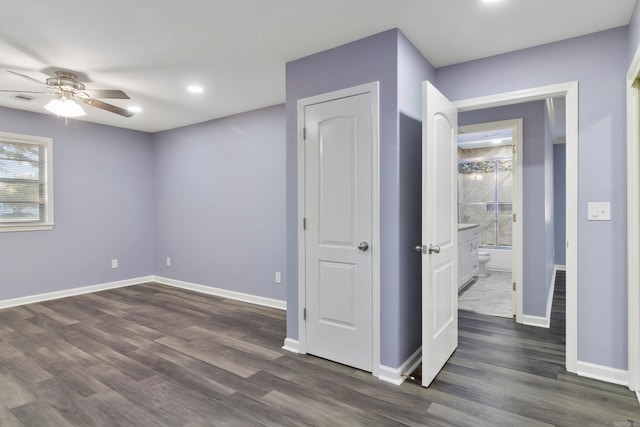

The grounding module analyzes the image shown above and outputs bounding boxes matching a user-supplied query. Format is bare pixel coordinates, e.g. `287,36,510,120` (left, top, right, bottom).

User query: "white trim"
454,81,579,374
627,43,640,393
153,276,286,310
0,276,153,309
522,266,557,329
555,264,567,271
282,338,300,354
522,315,550,328
636,390,640,405
0,131,54,233
378,346,422,386
296,82,381,376
458,118,523,323
576,361,629,386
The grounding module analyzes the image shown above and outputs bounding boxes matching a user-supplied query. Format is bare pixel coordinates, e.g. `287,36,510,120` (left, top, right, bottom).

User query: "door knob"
415,245,423,253
428,244,441,255
358,241,369,252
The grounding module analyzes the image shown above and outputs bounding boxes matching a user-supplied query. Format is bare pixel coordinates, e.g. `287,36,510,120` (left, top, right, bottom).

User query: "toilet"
477,251,491,277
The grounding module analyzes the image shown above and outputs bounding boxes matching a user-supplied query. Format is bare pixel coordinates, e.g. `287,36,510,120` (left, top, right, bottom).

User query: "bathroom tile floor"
458,270,513,318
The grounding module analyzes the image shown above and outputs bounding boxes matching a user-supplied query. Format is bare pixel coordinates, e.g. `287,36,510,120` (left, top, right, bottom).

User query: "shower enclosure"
458,157,513,248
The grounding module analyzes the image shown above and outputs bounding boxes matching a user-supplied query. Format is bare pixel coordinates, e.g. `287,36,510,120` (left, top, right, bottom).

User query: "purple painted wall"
285,29,398,356
437,27,629,369
153,105,286,301
554,144,567,265
0,107,154,299
543,104,555,299
459,101,552,317
285,28,435,368
629,0,640,61
397,33,436,365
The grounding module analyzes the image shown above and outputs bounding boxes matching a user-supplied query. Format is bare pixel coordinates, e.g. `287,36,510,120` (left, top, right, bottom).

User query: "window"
0,131,54,232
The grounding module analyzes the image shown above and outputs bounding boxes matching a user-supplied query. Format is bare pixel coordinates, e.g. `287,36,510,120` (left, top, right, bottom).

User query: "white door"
421,81,458,387
303,92,373,372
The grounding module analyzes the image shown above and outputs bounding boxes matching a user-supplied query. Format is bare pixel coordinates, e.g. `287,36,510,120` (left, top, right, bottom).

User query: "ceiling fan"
0,70,134,118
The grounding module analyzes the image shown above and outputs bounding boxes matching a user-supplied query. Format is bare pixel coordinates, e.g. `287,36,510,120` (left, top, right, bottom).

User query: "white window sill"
0,224,54,233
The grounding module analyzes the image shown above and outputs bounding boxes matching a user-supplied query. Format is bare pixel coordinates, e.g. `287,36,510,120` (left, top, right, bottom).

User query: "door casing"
296,82,381,377
454,81,579,373
626,45,640,394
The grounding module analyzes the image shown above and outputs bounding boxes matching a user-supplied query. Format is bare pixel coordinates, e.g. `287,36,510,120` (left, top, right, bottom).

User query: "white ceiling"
0,0,636,133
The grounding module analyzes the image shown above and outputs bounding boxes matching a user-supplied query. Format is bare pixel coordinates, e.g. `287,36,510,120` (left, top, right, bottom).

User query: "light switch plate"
587,202,611,221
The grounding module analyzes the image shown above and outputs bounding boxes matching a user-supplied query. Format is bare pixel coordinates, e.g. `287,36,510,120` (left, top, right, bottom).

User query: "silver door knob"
358,241,369,252
415,245,423,253
428,244,441,255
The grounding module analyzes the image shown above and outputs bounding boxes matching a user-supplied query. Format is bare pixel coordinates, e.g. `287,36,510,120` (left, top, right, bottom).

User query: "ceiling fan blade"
84,89,130,99
79,97,134,117
7,70,48,87
0,90,50,94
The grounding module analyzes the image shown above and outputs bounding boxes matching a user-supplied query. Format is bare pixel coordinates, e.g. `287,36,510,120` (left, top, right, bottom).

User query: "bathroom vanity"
458,224,479,289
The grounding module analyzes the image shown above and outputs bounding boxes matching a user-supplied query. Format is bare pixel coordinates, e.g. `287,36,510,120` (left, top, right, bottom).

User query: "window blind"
0,140,47,224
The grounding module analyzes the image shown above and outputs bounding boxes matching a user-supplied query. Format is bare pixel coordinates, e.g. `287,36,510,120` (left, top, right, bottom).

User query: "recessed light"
187,85,204,94
127,106,142,113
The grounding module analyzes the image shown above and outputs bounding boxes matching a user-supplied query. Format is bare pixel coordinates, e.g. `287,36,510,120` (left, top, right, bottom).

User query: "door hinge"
303,308,307,320
513,282,516,291
303,127,306,140
512,145,517,154
303,217,307,230
512,213,516,222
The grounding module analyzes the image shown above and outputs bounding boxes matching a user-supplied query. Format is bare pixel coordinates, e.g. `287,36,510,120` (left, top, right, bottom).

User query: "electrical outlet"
275,272,282,284
111,259,118,269
166,257,171,267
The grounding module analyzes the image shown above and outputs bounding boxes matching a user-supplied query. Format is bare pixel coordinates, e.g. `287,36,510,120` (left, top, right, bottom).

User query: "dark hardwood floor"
0,274,638,426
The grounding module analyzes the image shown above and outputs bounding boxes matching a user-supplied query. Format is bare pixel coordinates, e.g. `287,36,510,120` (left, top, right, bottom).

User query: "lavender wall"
0,107,154,299
629,0,640,62
285,30,398,349
153,105,286,301
554,144,567,265
543,106,555,298
286,28,436,368
437,27,629,369
459,101,551,317
396,33,436,365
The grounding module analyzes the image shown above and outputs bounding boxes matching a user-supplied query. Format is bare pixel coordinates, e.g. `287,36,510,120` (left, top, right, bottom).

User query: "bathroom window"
458,157,512,248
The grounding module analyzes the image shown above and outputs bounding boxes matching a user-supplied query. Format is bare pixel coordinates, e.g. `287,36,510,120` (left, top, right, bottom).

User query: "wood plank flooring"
0,274,638,426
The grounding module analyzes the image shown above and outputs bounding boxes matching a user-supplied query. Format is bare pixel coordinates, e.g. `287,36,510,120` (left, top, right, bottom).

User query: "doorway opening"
453,82,578,373
456,120,519,319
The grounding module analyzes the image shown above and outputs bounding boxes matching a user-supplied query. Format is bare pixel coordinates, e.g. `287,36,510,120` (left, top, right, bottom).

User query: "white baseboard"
152,276,286,311
555,264,566,271
636,390,640,405
522,266,559,329
522,315,549,328
378,346,422,386
0,276,153,309
282,338,300,354
577,361,629,386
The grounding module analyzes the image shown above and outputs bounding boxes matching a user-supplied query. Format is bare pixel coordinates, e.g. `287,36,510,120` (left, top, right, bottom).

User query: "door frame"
457,118,524,323
296,82,381,377
454,81,579,373
626,45,640,395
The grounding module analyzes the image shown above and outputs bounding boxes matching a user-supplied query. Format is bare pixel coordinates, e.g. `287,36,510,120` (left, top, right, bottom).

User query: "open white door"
421,81,458,387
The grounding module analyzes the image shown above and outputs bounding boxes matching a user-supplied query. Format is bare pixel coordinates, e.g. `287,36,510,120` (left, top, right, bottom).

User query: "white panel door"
421,81,458,387
304,92,373,372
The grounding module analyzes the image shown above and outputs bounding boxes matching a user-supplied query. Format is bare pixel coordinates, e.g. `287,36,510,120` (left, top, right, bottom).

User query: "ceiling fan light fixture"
187,85,204,94
44,97,86,118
